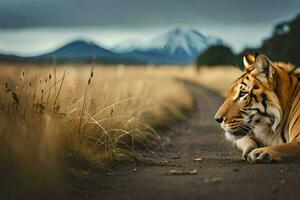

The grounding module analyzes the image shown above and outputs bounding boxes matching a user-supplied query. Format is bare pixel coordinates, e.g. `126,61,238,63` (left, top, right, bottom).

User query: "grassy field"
0,62,240,198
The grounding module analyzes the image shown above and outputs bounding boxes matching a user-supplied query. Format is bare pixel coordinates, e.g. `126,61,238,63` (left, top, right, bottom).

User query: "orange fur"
215,53,300,163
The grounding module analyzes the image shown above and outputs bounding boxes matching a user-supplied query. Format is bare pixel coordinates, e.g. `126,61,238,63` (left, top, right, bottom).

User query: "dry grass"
0,62,239,198
0,64,239,158
0,63,194,167
122,65,242,96
192,66,242,96
162,65,242,96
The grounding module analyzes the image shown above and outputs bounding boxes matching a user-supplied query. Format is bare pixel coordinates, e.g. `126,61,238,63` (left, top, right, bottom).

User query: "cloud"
0,0,299,29
0,0,299,55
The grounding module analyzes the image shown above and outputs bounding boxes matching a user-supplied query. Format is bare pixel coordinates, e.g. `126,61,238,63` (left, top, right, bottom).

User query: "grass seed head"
12,92,20,105
90,56,95,78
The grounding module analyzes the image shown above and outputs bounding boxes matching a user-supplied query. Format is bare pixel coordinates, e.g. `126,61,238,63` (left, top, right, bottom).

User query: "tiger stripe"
215,53,300,163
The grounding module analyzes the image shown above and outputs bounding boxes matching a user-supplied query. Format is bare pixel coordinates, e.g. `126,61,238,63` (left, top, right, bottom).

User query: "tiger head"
214,53,282,143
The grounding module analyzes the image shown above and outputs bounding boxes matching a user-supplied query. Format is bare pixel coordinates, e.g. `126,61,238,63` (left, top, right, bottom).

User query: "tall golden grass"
166,65,242,96
0,62,240,198
0,63,196,166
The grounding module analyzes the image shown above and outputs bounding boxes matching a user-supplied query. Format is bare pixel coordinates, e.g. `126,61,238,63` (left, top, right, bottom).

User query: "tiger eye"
253,85,259,89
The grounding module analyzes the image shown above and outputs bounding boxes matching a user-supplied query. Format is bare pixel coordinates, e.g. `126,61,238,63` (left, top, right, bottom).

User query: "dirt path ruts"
71,82,300,200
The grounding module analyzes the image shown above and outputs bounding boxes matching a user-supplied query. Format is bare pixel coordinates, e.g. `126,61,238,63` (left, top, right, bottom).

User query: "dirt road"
70,82,300,200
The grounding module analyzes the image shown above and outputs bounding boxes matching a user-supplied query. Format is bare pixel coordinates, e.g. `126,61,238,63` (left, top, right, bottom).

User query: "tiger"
214,53,300,163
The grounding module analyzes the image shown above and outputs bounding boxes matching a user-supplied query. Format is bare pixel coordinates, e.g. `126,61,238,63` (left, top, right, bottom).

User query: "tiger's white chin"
224,131,258,159
224,131,242,143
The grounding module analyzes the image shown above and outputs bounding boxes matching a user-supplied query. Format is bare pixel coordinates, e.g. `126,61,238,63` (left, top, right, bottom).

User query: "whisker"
236,127,248,135
240,126,250,133
242,124,255,129
240,124,251,129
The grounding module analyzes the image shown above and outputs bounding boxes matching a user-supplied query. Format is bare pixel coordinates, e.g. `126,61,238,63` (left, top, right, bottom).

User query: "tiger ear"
254,54,271,76
252,54,276,86
243,53,257,69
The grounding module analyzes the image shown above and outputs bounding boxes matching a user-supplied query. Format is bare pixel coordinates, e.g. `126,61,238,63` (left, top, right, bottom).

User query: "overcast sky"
0,0,299,55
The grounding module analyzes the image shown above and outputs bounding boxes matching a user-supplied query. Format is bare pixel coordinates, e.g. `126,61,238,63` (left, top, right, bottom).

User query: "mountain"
38,40,116,59
0,28,221,65
35,40,145,64
115,28,222,64
0,53,28,63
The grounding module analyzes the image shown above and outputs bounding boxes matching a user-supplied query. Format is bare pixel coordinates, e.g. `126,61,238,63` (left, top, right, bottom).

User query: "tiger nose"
214,115,224,123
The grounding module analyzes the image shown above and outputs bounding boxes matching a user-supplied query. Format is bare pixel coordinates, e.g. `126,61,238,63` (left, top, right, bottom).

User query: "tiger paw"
242,149,252,161
247,147,282,163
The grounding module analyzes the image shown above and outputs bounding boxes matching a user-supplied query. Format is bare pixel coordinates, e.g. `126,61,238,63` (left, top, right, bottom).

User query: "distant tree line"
196,14,300,68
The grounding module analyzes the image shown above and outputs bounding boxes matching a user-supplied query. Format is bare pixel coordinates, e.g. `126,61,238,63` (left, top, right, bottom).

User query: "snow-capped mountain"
10,28,221,65
114,28,222,64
